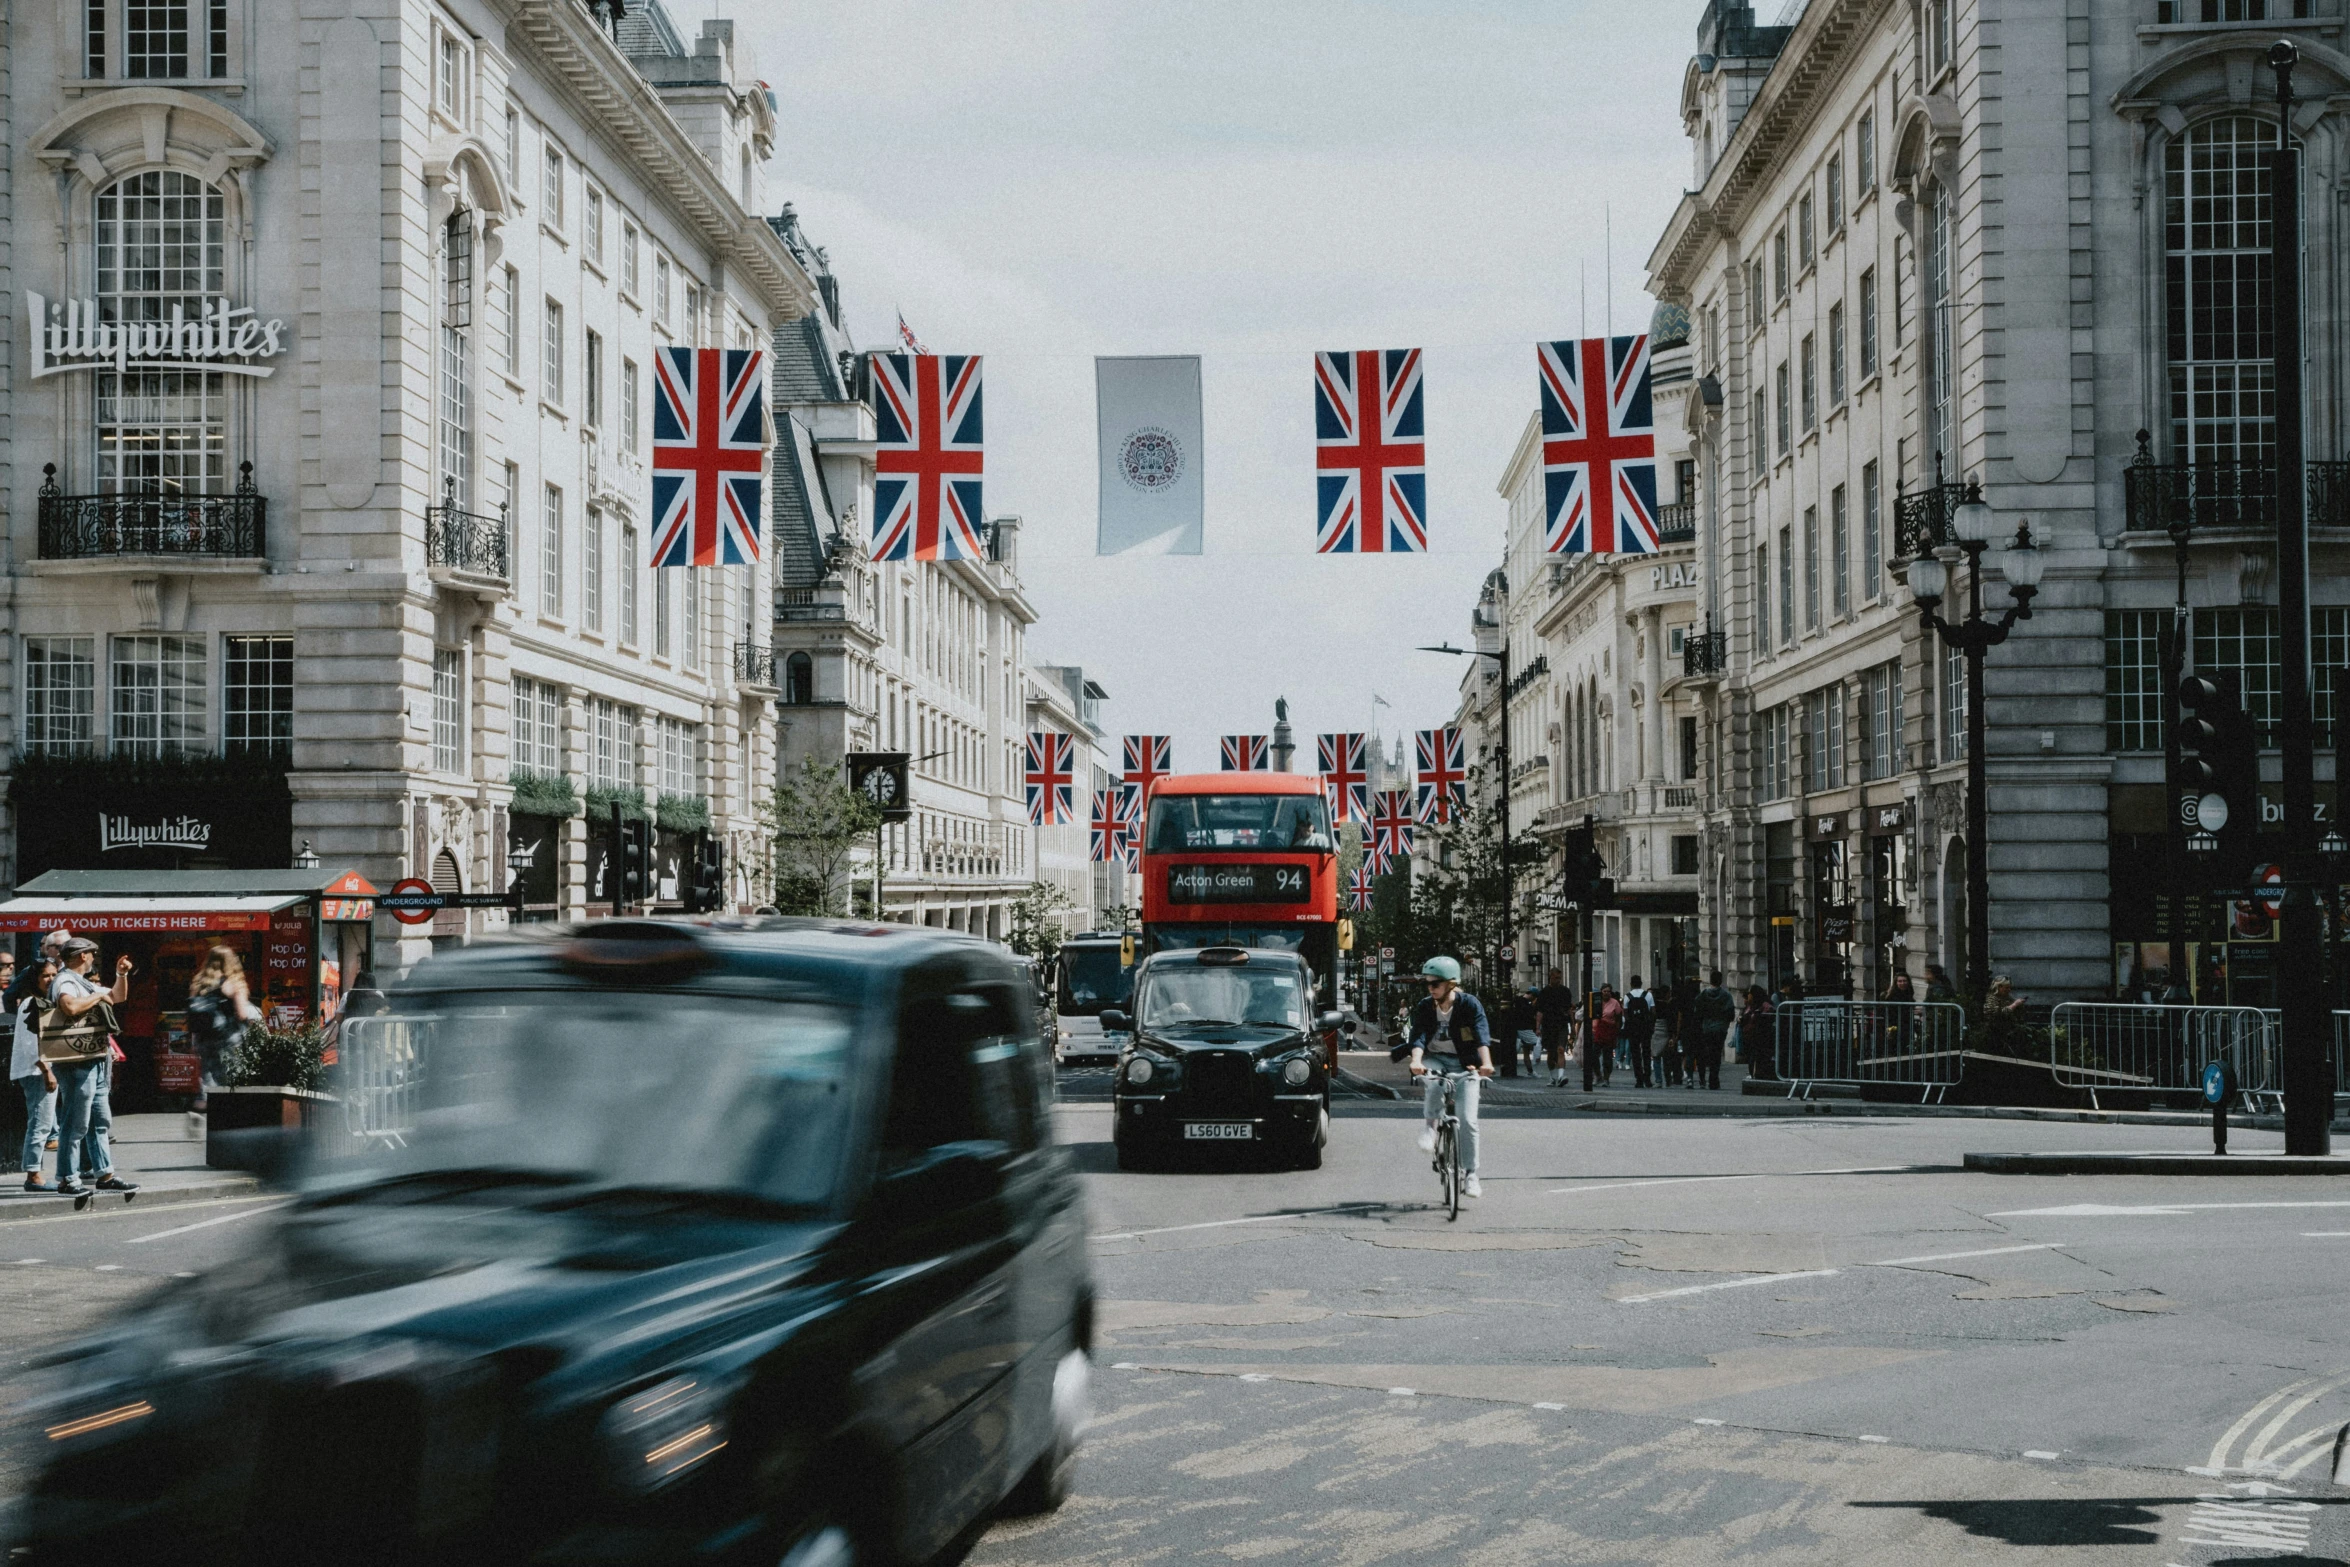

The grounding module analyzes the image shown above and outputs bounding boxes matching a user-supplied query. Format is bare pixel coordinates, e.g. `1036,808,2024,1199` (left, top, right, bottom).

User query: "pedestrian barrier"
2046,1003,2269,1107
335,1014,426,1146
1770,1001,1967,1103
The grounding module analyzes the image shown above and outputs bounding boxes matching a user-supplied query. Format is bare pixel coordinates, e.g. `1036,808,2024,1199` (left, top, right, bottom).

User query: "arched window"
2166,116,2277,470
95,171,226,494
440,211,475,508
785,651,814,706
1922,184,1954,473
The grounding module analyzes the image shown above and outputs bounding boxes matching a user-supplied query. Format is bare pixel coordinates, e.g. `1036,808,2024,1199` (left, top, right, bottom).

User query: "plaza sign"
28,293,287,379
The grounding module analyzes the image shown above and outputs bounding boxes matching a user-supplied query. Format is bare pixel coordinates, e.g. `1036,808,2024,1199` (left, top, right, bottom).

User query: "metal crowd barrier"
1770,1001,1967,1103
2046,1003,2270,1108
336,1014,425,1146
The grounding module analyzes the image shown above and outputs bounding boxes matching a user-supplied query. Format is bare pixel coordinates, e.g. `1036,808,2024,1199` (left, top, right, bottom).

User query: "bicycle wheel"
1445,1121,1462,1222
1434,1122,1454,1211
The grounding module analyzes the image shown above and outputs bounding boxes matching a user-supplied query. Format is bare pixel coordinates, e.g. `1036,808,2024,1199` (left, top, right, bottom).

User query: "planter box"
206,1086,337,1170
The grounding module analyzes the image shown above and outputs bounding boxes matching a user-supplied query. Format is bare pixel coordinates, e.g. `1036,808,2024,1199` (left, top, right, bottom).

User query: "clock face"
862,770,899,806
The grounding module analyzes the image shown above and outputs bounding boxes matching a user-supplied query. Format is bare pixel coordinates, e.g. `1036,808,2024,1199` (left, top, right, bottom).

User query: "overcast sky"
734,1,1699,768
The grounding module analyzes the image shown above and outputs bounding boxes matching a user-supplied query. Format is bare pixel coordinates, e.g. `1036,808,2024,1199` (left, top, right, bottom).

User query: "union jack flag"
650,347,766,567
1122,735,1172,801
1416,726,1467,826
1221,734,1269,772
1539,335,1659,555
1317,732,1369,824
872,352,985,562
1024,731,1074,826
1315,349,1427,554
1369,789,1414,872
1347,862,1375,911
1090,789,1126,864
1115,786,1142,869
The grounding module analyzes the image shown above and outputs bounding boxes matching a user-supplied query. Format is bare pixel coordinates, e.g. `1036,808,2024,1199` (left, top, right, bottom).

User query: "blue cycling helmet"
1420,955,1461,982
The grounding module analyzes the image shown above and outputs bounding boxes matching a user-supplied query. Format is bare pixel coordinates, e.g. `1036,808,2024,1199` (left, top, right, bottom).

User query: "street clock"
847,751,912,823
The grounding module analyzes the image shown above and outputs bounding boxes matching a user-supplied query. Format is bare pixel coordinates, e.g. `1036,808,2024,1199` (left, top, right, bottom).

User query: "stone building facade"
1647,0,2350,1004
1,0,815,969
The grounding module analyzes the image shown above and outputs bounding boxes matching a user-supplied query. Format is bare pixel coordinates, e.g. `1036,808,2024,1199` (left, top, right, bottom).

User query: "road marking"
1386,1387,1416,1397
2024,1450,2059,1460
12,1258,42,1265
1859,1434,1889,1443
1992,1201,2350,1218
1692,1418,1725,1426
1548,1164,1926,1196
125,1200,289,1244
1238,1373,1270,1383
1090,1202,1390,1243
2303,1232,2350,1237
1618,1269,1840,1304
1533,1402,1566,1411
1865,1242,2069,1268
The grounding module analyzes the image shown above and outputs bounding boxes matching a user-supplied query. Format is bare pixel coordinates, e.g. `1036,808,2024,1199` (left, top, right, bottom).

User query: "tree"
1409,760,1516,990
1007,880,1074,960
764,756,881,916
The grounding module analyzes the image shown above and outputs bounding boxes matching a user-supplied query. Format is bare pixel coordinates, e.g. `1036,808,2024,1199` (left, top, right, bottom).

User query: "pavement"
0,1113,262,1221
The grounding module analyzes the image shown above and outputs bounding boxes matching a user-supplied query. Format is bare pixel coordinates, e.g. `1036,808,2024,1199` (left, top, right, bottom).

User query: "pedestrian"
184,946,262,1139
1740,985,1779,1083
1656,979,1685,1087
1403,956,1494,1201
42,939,138,1198
1923,963,1958,1005
11,958,58,1193
1535,967,1576,1088
1690,971,1735,1090
1987,975,2026,1017
1584,984,1623,1091
1622,975,1657,1089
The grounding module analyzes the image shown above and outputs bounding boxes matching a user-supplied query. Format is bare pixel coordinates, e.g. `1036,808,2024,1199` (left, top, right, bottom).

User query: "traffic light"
616,817,651,909
1558,818,1608,909
685,836,726,914
2175,669,2256,867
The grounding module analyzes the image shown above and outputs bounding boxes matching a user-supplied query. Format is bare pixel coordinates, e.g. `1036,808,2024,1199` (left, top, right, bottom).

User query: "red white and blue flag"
650,347,766,567
1369,789,1414,873
1122,735,1172,801
1090,789,1128,864
872,352,985,563
1025,731,1074,826
1318,732,1369,824
1221,734,1269,772
1347,863,1376,911
1315,349,1427,554
1416,726,1466,826
1539,335,1659,555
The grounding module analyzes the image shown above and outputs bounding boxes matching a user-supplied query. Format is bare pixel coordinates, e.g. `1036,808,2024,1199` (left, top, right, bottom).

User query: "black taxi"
1105,946,1334,1170
6,921,1092,1567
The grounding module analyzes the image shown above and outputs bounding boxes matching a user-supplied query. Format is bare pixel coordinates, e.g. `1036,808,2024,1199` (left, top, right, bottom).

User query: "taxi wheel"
1002,1348,1089,1516
778,1522,860,1567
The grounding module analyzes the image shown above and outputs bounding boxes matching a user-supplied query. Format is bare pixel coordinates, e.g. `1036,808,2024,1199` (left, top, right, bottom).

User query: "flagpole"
1606,204,1615,340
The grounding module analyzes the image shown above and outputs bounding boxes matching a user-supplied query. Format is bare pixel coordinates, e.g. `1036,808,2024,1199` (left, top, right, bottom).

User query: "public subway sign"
28,293,287,379
98,813,212,854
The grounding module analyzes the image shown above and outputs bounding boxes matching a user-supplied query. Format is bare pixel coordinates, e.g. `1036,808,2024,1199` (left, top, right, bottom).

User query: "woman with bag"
185,947,262,1138
12,958,58,1192
43,939,137,1197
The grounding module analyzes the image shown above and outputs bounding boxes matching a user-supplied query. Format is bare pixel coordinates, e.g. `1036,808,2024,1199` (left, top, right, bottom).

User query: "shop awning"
0,895,309,933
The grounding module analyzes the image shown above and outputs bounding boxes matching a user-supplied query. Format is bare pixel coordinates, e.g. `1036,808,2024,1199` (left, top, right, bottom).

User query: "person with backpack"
184,946,263,1139
1622,976,1658,1089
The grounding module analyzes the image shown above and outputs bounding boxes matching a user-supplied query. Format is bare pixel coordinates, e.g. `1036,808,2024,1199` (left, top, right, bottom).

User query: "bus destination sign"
1165,863,1310,905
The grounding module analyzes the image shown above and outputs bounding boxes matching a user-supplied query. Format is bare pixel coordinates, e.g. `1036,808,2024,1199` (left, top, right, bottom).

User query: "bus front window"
1147,795,1333,853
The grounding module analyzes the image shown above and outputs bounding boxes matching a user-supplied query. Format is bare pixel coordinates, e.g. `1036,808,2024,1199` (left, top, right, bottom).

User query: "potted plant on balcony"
205,1020,335,1170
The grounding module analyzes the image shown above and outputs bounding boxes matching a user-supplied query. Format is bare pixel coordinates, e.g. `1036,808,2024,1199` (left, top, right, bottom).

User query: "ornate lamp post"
1905,488,2044,999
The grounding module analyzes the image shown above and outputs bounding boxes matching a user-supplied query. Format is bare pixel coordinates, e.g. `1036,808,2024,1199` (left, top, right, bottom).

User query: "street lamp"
1419,636,1513,1000
1907,495,2041,1000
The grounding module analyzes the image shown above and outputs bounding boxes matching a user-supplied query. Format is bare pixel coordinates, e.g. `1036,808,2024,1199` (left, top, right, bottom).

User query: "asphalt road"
5,1100,2348,1563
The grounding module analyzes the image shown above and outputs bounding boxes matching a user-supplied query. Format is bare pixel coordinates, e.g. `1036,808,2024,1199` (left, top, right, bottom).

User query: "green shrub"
656,792,710,833
511,769,581,818
224,1022,329,1092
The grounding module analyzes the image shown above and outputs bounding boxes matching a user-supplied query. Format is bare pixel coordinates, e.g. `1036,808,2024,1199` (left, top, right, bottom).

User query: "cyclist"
1402,956,1494,1199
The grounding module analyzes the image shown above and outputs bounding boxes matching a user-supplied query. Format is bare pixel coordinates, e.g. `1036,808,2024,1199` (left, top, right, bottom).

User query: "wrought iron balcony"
424,485,510,579
1894,480,1970,559
734,641,778,687
2123,434,2350,533
37,462,266,561
1654,502,1697,545
1682,626,1727,678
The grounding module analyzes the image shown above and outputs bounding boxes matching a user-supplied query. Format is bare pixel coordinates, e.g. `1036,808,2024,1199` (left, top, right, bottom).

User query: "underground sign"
383,878,445,924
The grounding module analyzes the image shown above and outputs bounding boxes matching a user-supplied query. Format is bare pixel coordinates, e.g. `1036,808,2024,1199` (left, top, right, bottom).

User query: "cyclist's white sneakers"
1416,1127,1437,1153
1464,1176,1483,1198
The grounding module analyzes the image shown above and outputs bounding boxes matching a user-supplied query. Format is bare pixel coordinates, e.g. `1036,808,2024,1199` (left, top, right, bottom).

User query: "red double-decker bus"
1138,773,1340,1004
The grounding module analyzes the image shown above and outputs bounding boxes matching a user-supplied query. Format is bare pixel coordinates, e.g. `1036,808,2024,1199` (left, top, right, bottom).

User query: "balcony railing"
2124,439,2350,533
1663,785,1698,810
1654,501,1697,545
776,586,845,623
424,486,510,579
734,641,778,687
37,462,266,561
1683,626,1727,678
1894,480,1969,559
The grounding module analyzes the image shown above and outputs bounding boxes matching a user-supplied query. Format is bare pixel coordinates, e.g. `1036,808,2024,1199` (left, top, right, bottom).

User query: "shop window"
786,651,814,706
24,638,98,756
224,634,292,756
432,647,465,775
2104,610,2169,753
111,635,205,757
95,172,227,496
1670,835,1700,876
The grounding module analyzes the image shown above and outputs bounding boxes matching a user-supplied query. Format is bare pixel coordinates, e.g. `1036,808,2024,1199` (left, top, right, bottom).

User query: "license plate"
1183,1122,1255,1141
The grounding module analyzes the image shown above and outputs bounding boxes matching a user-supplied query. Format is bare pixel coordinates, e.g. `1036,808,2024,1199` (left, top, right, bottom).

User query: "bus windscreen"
1145,794,1333,853
1058,944,1131,1015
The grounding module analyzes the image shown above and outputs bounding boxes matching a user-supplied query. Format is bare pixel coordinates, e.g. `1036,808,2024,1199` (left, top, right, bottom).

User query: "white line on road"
1992,1201,2350,1218
1617,1268,1840,1304
1089,1202,1390,1243
2304,1232,2350,1237
1548,1164,1926,1196
1864,1242,2069,1268
2024,1451,2059,1460
124,1200,290,1244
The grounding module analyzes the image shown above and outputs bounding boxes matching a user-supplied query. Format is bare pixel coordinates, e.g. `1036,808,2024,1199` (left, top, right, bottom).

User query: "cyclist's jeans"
1422,1071,1481,1175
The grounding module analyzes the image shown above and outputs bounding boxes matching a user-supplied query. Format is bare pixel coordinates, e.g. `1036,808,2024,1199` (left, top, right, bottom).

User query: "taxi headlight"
600,1373,736,1493
1123,1056,1154,1087
1281,1056,1313,1087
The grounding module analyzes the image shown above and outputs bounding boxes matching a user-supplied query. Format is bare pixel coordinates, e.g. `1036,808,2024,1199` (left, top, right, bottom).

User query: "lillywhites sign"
29,293,286,379
98,813,213,854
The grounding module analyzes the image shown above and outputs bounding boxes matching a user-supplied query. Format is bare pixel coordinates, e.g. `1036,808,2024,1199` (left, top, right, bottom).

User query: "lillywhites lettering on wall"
28,294,287,380
98,813,213,854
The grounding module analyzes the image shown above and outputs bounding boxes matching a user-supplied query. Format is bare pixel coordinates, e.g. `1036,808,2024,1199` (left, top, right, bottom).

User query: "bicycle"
1416,1067,1476,1221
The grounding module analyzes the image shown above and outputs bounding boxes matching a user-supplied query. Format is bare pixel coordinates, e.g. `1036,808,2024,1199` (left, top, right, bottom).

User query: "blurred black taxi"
1105,946,1334,1170
6,920,1092,1567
